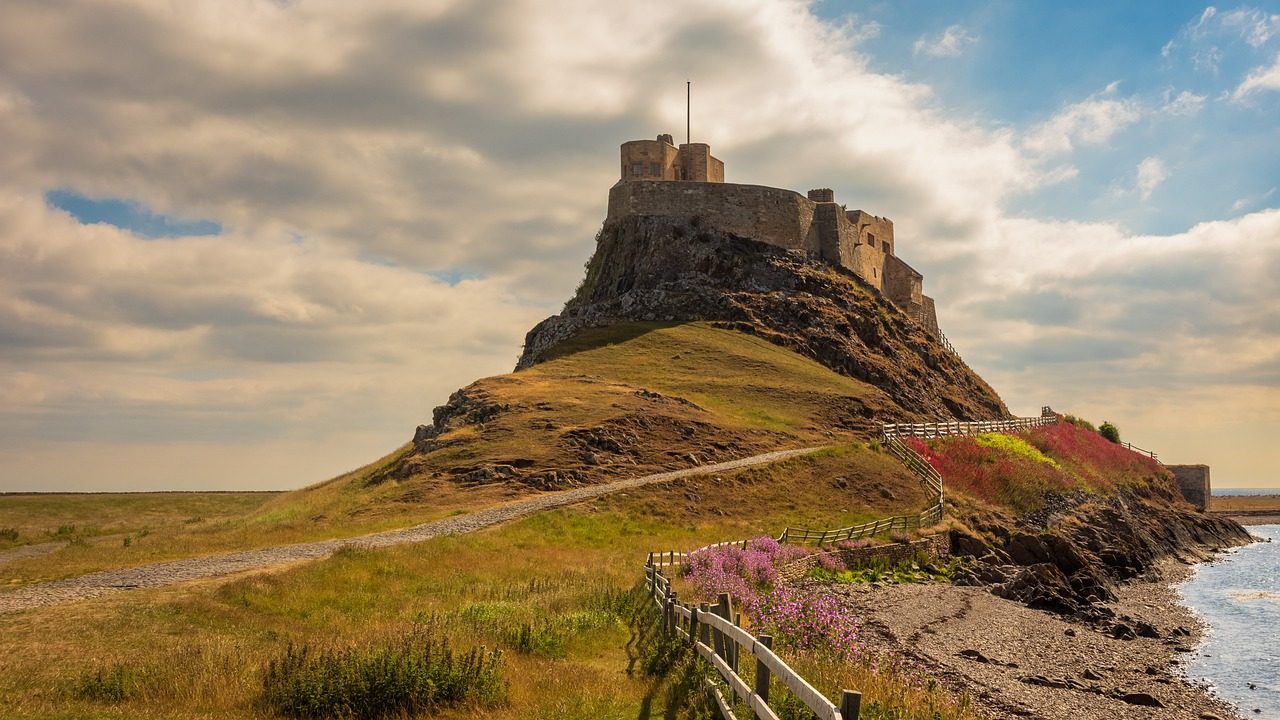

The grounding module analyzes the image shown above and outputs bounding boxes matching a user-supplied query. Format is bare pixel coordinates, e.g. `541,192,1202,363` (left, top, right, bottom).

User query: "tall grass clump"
77,664,139,702
260,627,506,719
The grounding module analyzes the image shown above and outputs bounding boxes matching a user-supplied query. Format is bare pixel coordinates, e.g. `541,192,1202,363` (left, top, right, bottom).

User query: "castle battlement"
609,135,938,336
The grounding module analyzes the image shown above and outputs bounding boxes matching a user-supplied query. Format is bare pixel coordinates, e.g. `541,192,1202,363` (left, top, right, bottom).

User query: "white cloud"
1135,157,1168,200
912,25,978,59
0,0,1274,491
0,0,1043,490
1219,7,1280,47
1234,52,1280,98
1160,89,1207,115
1022,84,1143,156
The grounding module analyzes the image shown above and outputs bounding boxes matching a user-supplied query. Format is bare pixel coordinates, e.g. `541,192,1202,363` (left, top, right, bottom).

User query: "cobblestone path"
0,447,821,614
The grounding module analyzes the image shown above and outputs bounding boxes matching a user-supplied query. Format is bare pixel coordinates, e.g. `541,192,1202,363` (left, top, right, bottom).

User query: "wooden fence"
882,406,1058,441
1120,442,1159,461
644,569,863,720
778,502,942,544
636,406,1063,718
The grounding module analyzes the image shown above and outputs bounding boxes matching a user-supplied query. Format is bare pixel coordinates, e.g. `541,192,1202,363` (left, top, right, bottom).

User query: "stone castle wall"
1168,465,1211,512
608,180,821,254
607,179,941,338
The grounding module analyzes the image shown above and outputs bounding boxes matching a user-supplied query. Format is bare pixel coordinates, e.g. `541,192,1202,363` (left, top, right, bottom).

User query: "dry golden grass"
0,444,958,720
1210,494,1280,513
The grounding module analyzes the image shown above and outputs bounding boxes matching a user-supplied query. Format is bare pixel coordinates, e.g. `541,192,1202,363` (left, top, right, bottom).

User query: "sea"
1178,524,1280,719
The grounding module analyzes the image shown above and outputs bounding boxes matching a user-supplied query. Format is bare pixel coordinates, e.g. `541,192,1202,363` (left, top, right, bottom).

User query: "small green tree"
1099,421,1120,444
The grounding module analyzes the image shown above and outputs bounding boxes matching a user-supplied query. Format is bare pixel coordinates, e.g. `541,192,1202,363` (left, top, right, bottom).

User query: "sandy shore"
816,560,1242,719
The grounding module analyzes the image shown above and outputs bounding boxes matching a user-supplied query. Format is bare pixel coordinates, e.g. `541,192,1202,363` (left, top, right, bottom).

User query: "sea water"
1179,525,1280,718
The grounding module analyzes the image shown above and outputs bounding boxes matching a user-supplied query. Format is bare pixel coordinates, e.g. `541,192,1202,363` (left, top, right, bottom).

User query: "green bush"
1061,414,1096,432
77,664,138,702
260,628,506,719
1099,421,1120,444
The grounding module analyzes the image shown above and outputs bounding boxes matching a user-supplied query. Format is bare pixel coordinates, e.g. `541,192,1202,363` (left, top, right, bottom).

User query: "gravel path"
0,447,821,615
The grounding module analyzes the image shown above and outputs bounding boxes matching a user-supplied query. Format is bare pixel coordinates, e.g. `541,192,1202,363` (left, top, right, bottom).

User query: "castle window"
867,233,877,247
650,162,661,176
630,163,643,177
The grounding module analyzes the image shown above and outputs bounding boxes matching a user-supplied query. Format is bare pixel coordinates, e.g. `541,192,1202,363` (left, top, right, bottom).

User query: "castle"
608,135,939,336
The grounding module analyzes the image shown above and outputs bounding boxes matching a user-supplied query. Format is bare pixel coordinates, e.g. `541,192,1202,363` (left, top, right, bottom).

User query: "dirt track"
0,447,821,615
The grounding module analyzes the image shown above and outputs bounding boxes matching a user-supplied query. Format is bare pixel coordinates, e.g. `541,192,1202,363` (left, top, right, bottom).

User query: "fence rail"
778,503,942,545
644,567,862,720
882,406,1057,441
1120,441,1158,461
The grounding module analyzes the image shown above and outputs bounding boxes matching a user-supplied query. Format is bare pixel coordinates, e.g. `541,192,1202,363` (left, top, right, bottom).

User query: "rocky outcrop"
951,486,1253,620
518,215,1008,421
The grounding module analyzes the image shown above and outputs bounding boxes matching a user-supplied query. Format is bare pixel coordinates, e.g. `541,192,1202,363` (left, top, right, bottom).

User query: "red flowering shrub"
905,422,1168,514
1025,422,1165,490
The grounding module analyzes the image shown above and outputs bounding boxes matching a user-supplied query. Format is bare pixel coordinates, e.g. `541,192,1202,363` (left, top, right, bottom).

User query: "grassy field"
1210,494,1280,513
0,492,277,550
0,443,971,720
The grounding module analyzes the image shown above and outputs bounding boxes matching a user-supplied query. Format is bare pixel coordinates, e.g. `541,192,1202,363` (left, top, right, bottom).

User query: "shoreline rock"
819,557,1245,719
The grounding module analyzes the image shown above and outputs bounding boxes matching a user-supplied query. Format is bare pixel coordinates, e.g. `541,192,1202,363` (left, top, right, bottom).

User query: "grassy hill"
0,322,905,587
259,321,907,528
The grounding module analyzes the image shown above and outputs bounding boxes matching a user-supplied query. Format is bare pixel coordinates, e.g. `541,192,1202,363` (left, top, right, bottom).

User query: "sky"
0,0,1277,493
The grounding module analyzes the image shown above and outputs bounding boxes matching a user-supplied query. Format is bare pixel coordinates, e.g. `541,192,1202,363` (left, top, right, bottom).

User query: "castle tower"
619,134,723,182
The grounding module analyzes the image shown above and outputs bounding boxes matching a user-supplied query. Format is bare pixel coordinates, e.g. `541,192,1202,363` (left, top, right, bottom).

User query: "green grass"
535,322,893,433
0,444,954,720
973,432,1058,468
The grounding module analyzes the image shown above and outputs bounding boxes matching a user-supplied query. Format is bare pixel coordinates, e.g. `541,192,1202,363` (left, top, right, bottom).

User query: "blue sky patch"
46,189,222,238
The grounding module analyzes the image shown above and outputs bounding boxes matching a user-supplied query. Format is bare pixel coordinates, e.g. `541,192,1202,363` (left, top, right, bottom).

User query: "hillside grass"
256,322,900,540
534,322,895,433
0,443,963,720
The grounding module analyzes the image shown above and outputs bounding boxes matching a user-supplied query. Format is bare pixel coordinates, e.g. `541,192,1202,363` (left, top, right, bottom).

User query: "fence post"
688,604,698,648
662,594,672,637
712,593,730,661
698,603,711,647
840,690,862,719
753,635,772,720
732,612,742,673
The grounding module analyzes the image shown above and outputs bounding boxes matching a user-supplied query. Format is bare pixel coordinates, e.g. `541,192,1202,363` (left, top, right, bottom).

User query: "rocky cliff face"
951,484,1254,621
519,215,1008,421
